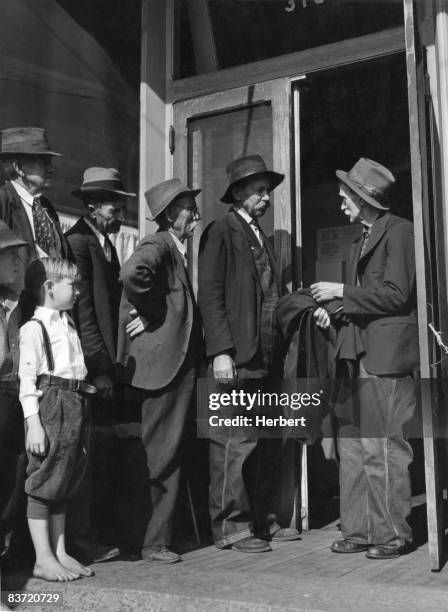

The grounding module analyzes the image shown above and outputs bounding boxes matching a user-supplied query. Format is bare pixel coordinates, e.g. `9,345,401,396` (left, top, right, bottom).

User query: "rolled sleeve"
19,323,44,419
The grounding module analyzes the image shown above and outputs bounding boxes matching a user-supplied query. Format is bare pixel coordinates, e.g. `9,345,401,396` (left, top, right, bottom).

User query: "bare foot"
57,552,93,577
33,556,80,582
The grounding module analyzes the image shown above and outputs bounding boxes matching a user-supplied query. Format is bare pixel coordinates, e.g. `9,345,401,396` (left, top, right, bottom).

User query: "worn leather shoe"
330,539,369,553
365,544,412,560
141,546,181,564
271,527,301,542
68,537,120,564
231,536,272,553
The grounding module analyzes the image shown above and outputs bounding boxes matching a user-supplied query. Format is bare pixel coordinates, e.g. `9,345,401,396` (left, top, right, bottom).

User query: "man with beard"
65,167,136,563
118,178,202,564
0,127,70,315
198,155,300,553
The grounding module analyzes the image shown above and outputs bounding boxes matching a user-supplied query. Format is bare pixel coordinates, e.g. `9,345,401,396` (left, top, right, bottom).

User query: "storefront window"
174,0,404,80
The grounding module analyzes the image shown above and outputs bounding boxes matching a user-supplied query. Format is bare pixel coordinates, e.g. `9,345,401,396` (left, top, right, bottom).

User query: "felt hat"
336,158,395,211
72,167,136,198
220,155,284,204
0,127,61,157
145,178,201,221
0,221,28,253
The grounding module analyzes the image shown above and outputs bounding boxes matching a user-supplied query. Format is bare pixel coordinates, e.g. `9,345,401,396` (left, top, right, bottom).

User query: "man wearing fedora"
311,157,418,560
117,178,202,564
64,168,136,563
66,168,136,398
198,155,300,553
0,127,69,299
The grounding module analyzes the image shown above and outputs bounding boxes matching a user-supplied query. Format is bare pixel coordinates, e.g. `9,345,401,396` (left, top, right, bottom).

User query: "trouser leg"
140,360,195,549
358,365,415,546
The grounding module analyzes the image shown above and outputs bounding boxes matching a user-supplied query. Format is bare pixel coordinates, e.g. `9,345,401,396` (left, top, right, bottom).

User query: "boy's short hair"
25,257,81,306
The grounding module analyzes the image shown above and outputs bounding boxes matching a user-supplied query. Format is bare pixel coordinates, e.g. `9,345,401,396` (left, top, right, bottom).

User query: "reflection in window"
174,0,404,80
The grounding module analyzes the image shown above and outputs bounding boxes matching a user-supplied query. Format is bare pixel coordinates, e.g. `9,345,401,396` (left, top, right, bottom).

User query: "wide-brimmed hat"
72,167,136,199
336,158,395,210
0,221,28,253
220,155,284,204
0,127,61,158
145,178,201,221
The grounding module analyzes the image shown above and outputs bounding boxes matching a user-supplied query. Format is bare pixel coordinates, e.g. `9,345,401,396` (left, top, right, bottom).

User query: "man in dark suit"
0,127,70,567
118,178,202,564
198,155,300,553
65,167,136,396
311,158,419,560
65,168,136,563
0,127,69,298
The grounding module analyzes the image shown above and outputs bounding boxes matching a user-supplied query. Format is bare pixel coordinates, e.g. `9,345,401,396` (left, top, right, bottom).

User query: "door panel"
173,78,293,291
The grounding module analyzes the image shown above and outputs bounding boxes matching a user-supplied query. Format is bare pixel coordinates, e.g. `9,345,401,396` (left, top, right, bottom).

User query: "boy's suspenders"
31,318,55,374
30,318,96,394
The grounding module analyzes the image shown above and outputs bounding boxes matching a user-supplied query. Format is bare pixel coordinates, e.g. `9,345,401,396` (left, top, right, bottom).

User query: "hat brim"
72,186,137,199
336,170,390,211
148,188,202,221
0,238,29,253
0,151,61,158
220,171,285,204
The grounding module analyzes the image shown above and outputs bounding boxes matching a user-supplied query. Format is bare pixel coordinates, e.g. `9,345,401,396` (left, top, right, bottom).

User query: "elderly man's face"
17,156,53,195
168,194,200,241
234,177,271,218
339,187,363,224
89,198,125,234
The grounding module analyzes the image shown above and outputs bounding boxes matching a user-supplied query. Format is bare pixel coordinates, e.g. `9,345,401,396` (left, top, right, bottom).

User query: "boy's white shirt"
19,306,87,419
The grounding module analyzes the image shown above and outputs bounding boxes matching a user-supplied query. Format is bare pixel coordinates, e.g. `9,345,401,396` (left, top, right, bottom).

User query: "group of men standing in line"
0,125,418,570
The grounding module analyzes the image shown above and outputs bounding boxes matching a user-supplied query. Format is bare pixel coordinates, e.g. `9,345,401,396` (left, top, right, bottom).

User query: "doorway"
294,52,426,528
295,53,412,288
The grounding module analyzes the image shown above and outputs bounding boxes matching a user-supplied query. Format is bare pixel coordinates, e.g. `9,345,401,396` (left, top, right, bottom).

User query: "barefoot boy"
19,258,96,581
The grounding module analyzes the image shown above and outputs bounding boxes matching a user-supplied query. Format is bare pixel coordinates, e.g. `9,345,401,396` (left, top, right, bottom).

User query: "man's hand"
93,373,114,399
126,308,146,338
313,307,331,329
213,354,237,386
310,282,343,303
26,414,47,456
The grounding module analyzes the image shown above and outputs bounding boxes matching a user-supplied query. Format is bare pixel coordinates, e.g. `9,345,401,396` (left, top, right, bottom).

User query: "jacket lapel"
358,212,390,262
165,232,190,292
228,210,259,283
4,182,36,255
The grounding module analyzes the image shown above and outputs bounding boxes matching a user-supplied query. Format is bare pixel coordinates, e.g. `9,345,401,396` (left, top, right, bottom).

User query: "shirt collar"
235,208,255,226
34,306,66,326
10,180,36,206
168,230,187,258
84,216,106,247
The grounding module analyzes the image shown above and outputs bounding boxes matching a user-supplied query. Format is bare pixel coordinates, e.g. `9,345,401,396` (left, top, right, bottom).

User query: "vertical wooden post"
404,0,444,571
140,0,172,237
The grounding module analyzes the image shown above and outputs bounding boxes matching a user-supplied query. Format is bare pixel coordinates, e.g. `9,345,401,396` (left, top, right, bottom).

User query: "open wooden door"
404,0,445,571
172,78,310,531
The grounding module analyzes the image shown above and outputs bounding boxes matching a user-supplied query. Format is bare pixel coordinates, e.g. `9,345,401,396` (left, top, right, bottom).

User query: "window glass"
174,0,404,80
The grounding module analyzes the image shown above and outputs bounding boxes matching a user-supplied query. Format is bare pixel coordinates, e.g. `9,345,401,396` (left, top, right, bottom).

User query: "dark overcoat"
0,180,70,265
197,209,284,366
117,231,197,391
336,212,419,375
65,217,121,379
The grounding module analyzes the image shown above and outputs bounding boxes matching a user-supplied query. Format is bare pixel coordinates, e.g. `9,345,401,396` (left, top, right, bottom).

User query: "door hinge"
169,125,175,155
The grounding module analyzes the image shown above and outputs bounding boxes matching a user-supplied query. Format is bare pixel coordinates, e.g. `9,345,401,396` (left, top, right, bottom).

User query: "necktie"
359,228,370,259
32,198,57,256
103,234,113,262
250,219,264,247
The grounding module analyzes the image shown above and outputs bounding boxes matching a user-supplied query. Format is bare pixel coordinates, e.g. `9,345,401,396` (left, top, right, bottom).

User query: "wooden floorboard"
182,527,448,589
